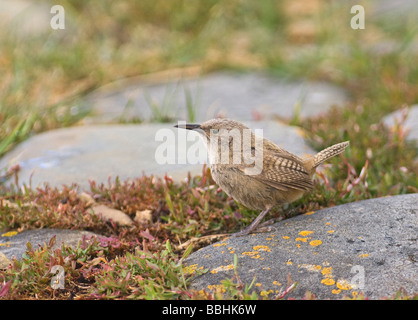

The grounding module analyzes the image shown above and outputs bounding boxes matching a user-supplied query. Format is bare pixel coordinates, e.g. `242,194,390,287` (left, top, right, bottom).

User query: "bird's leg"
257,204,298,229
232,207,272,237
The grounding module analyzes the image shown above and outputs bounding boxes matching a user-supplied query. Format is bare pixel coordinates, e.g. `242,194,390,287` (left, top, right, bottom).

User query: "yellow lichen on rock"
321,278,336,286
210,264,234,274
309,240,322,247
1,231,18,237
336,279,353,291
183,264,199,275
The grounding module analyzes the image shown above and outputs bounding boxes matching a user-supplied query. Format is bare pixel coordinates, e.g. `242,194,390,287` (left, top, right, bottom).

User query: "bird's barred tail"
313,141,350,169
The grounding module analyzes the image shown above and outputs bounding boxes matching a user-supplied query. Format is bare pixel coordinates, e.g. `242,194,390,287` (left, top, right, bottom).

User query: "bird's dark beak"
174,123,201,130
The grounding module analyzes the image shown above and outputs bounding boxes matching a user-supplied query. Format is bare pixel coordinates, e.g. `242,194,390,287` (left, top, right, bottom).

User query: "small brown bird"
175,118,349,236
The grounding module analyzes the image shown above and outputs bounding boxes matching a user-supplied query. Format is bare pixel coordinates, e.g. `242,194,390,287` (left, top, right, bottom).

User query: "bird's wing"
238,152,313,192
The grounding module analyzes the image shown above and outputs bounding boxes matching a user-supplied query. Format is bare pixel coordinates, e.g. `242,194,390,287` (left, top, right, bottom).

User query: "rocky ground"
185,194,417,299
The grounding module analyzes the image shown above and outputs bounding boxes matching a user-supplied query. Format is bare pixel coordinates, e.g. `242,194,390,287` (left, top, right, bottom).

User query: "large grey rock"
0,121,315,190
0,229,100,267
185,194,418,299
83,71,348,124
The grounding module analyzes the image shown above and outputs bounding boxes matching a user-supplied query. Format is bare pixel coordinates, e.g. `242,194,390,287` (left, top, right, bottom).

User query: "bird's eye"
211,128,219,134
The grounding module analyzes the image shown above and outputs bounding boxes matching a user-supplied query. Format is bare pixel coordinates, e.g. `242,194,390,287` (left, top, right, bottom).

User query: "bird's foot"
231,207,275,237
